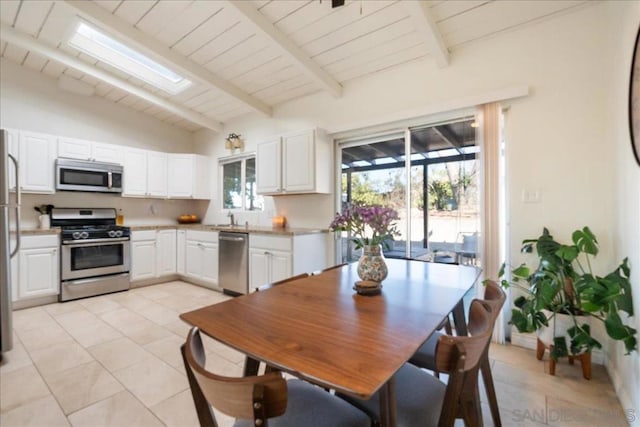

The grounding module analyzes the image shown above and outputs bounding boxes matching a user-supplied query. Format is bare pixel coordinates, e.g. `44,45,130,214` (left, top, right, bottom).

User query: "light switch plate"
522,189,541,203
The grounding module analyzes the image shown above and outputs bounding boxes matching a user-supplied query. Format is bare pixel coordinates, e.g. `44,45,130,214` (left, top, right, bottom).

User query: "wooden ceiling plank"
265,81,318,105
313,17,415,67
239,64,303,94
258,0,311,24
14,0,53,37
440,0,586,48
80,73,101,87
226,0,342,98
335,44,427,82
324,33,423,76
301,2,408,58
289,1,394,46
37,2,77,46
62,0,272,116
213,45,280,81
94,81,113,96
135,0,193,36
155,1,223,47
273,0,339,36
22,50,48,72
113,0,156,27
1,23,223,131
0,1,21,26
430,1,490,22
403,0,449,67
41,59,67,79
2,42,28,64
93,1,123,14
191,22,258,66
62,67,85,79
172,6,241,57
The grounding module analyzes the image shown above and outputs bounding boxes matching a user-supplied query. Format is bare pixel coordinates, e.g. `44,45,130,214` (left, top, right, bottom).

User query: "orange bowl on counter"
178,214,199,224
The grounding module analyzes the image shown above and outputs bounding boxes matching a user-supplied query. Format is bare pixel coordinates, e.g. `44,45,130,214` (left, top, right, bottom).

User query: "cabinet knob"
263,251,270,255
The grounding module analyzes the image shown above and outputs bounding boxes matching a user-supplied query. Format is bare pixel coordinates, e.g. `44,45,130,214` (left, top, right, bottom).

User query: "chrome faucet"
227,211,235,226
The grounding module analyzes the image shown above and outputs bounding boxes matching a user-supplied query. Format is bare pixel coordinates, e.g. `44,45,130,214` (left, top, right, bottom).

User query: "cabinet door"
256,138,281,194
58,137,92,160
249,249,270,289
201,243,218,285
6,129,19,191
131,240,156,281
270,250,292,284
167,154,193,198
19,131,56,193
19,247,59,299
185,241,202,279
147,151,168,198
156,229,177,276
123,148,147,196
193,155,211,200
283,130,314,192
176,230,186,275
92,142,123,164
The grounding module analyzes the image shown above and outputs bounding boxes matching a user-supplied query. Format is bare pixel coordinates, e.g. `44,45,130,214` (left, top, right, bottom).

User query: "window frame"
219,153,262,212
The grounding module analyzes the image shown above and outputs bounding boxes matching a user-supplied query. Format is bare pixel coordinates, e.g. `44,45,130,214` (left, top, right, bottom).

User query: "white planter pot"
537,309,590,354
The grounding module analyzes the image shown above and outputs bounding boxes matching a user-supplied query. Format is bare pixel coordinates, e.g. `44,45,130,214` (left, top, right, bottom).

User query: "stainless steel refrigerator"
1,129,20,357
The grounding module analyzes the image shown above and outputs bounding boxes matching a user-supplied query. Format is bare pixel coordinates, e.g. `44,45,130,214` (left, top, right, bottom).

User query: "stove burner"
61,224,130,241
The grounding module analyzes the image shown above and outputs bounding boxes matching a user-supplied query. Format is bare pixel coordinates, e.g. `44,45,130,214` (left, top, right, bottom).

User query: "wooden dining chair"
338,299,493,427
311,262,348,275
182,327,371,427
409,280,506,426
255,273,309,292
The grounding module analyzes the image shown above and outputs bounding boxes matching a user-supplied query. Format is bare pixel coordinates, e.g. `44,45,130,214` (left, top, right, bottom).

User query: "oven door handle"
107,171,112,189
62,237,130,245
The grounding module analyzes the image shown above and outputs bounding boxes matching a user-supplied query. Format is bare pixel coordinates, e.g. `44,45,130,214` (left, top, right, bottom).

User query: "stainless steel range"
51,208,130,302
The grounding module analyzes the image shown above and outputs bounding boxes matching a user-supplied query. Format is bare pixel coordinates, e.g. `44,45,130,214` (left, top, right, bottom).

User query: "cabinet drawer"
249,235,291,252
21,234,59,249
186,230,218,243
131,230,157,241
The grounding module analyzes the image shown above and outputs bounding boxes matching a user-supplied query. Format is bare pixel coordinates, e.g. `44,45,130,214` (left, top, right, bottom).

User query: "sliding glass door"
338,117,479,265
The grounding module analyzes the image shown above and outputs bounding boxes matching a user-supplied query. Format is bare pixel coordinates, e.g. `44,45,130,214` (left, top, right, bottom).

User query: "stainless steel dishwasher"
219,231,249,295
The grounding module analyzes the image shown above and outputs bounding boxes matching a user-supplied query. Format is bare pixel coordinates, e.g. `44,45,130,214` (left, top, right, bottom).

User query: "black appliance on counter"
51,208,130,302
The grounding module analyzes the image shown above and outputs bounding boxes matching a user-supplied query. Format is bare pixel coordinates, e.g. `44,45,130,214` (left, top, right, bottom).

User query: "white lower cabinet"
131,229,176,281
176,230,186,275
17,235,59,300
184,230,218,286
249,234,326,290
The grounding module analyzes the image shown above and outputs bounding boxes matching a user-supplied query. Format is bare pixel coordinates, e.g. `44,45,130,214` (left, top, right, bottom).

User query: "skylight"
68,22,192,95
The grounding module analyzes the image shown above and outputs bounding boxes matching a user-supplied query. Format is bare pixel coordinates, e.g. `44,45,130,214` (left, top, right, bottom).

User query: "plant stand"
536,338,591,379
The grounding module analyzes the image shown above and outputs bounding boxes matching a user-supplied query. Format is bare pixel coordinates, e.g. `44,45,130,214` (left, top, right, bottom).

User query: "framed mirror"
630,26,640,166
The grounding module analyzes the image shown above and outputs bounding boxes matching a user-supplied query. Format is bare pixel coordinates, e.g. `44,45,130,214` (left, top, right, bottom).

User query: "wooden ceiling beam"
62,0,272,117
226,0,342,98
404,1,449,68
0,23,223,132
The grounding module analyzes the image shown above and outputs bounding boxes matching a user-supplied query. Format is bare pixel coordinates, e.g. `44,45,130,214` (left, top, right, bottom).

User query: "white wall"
0,59,206,227
608,1,640,423
193,2,639,415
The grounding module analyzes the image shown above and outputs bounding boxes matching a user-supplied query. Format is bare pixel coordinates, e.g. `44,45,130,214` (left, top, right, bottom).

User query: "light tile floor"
0,281,631,427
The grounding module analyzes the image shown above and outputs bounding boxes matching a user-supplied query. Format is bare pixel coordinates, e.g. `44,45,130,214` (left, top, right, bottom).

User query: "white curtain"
478,102,506,344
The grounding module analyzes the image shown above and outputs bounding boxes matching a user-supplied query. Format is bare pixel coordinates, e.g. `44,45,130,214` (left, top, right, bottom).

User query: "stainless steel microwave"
56,158,123,193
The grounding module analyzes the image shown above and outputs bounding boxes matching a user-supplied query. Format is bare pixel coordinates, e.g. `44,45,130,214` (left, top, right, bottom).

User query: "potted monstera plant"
496,227,637,360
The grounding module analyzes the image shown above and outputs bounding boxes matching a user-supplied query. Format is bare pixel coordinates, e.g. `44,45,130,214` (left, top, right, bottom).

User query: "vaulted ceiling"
0,0,590,133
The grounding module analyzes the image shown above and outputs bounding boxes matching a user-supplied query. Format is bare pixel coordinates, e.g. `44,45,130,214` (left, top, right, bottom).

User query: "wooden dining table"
180,258,481,427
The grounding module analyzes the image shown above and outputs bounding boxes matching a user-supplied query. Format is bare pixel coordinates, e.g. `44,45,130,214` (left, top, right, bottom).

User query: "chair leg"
536,338,545,361
480,355,501,427
181,345,218,427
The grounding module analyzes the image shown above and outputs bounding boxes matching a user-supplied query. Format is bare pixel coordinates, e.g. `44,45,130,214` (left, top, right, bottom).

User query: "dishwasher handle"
219,235,247,242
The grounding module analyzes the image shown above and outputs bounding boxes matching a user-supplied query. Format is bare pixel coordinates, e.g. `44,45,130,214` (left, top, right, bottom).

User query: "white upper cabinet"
58,137,123,164
256,138,282,194
256,129,331,195
19,131,56,194
147,151,168,198
123,148,148,197
167,154,211,199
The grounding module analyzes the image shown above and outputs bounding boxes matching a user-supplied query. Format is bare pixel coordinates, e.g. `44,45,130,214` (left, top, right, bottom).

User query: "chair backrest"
434,299,492,373
183,327,288,423
311,263,348,275
482,279,506,327
255,273,310,292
